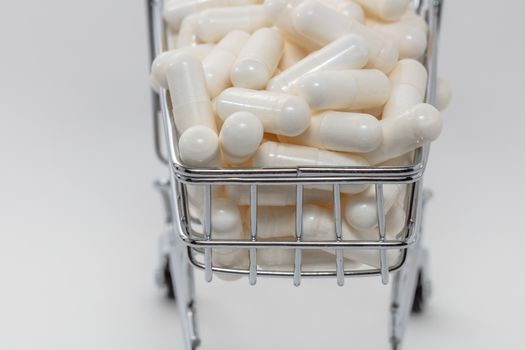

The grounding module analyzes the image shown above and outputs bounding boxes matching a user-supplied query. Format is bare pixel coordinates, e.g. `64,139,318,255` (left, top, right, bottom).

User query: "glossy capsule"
278,111,382,153
296,69,391,111
354,0,410,21
219,111,264,164
195,5,272,43
267,34,369,93
291,0,398,72
231,28,285,89
216,87,311,137
225,185,332,206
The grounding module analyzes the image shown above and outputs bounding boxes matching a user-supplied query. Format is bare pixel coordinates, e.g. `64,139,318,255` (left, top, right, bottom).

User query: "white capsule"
253,141,369,194
216,87,311,137
202,31,250,98
354,0,410,21
196,5,272,43
231,28,285,89
278,41,308,70
257,248,361,271
178,13,200,47
382,59,428,119
255,205,400,267
166,54,217,135
364,103,442,164
279,111,382,153
178,125,220,167
366,11,428,59
264,0,321,52
436,77,452,111
150,44,214,91
219,111,264,164
343,184,404,231
163,0,258,31
322,0,365,22
356,202,407,239
208,198,248,281
225,185,332,206
296,69,391,111
267,34,369,94
291,0,398,73
166,28,179,50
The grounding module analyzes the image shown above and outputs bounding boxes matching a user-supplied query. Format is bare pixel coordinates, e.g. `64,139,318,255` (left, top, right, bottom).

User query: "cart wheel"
411,269,429,313
157,256,176,300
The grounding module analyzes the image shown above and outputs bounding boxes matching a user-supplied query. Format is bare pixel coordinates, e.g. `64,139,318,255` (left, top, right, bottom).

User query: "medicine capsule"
178,125,221,167
165,54,217,134
382,59,428,119
177,13,200,48
436,77,452,111
219,111,264,165
257,248,361,271
253,141,369,194
343,184,404,231
208,198,248,280
366,11,427,59
355,202,406,239
231,28,285,89
216,87,311,137
225,185,332,206
296,69,391,111
163,0,258,31
150,44,214,91
196,5,272,43
364,103,442,164
354,0,410,21
322,0,365,22
278,41,308,70
255,205,400,267
202,31,250,98
278,111,382,153
291,0,398,73
267,34,369,94
264,0,321,52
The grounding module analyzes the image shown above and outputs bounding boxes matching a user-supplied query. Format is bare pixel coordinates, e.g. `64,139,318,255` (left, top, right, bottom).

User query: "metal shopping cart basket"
146,0,444,348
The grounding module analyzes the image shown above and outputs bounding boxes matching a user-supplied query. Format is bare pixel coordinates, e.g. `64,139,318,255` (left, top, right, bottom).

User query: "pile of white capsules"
151,0,451,277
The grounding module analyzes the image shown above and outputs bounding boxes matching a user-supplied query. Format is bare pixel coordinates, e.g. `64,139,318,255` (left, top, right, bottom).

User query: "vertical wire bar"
249,184,258,285
203,184,213,282
375,184,389,285
333,184,344,286
293,184,304,287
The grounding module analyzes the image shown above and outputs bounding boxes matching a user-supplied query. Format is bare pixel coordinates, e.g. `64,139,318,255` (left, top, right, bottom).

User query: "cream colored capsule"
366,11,428,59
255,205,400,267
253,141,369,194
257,248,361,271
150,44,214,91
196,5,272,43
278,41,308,70
354,0,410,21
163,0,259,31
202,31,250,98
291,0,398,73
231,28,285,89
215,87,311,137
278,111,382,153
225,185,332,206
165,54,217,134
436,77,452,111
356,202,406,239
364,103,442,164
264,0,321,52
296,69,391,111
343,184,404,231
178,125,221,167
219,111,264,164
382,59,428,119
323,0,365,22
178,13,200,47
267,34,369,94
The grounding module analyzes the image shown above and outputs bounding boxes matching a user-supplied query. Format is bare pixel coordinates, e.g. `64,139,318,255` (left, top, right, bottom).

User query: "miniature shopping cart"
146,0,444,348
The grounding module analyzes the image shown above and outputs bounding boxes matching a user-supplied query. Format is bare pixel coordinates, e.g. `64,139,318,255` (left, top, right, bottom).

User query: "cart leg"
168,228,201,350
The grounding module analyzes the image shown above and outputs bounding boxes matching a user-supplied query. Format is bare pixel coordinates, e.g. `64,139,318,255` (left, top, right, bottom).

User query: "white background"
1,0,524,349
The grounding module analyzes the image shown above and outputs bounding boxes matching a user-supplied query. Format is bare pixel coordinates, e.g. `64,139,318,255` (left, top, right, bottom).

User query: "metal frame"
147,0,444,348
